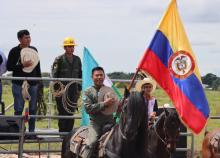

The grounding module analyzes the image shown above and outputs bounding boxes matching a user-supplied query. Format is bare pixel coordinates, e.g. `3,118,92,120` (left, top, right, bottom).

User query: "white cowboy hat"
135,78,157,93
20,48,39,73
98,86,119,115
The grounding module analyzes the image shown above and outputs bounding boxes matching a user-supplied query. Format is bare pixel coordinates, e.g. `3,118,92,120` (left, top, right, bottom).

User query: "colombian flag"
138,0,209,134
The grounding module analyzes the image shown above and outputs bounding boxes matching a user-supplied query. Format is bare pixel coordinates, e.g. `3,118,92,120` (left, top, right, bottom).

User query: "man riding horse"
82,66,117,158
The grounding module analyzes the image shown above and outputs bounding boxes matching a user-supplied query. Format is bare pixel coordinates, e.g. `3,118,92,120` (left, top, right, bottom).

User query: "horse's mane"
119,91,148,157
127,91,148,154
164,108,180,128
126,91,146,113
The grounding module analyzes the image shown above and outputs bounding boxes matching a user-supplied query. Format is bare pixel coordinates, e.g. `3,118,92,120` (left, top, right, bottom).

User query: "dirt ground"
0,154,61,158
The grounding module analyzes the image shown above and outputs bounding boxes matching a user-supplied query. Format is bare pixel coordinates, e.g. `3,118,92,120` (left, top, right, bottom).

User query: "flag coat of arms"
138,0,209,134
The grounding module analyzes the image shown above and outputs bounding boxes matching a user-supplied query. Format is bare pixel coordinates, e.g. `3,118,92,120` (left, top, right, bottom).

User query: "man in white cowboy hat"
0,50,7,113
52,37,82,133
135,77,158,121
7,29,41,137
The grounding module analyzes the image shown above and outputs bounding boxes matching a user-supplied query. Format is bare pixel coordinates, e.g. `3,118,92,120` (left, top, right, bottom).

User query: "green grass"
1,85,82,153
1,85,220,157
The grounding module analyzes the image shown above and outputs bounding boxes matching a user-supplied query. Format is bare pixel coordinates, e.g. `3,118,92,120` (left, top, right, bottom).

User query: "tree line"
108,72,220,91
3,72,220,91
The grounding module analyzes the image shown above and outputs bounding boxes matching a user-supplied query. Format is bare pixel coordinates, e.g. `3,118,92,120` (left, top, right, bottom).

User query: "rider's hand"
104,98,115,107
150,112,156,118
22,60,33,67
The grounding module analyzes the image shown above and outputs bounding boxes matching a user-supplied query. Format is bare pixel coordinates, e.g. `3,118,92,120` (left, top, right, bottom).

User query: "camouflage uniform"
82,85,115,158
52,54,82,132
52,54,82,84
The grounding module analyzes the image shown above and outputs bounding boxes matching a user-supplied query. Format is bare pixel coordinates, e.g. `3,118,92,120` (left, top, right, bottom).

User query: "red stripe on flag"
139,49,207,134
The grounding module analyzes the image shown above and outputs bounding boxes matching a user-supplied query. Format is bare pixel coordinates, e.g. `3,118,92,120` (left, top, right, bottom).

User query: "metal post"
47,82,53,158
191,133,194,158
18,117,25,158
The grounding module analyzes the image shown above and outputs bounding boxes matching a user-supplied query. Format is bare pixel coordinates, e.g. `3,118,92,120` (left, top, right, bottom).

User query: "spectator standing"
52,37,82,132
7,29,41,135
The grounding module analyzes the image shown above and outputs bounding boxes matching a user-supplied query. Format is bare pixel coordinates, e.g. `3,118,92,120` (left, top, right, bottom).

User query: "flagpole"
116,68,140,116
127,68,140,91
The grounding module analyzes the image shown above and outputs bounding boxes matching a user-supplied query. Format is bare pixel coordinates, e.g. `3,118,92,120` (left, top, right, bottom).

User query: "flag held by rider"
137,0,210,134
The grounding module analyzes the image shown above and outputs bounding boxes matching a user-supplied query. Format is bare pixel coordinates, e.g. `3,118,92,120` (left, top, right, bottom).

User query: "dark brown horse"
61,91,148,158
147,108,181,158
202,128,220,158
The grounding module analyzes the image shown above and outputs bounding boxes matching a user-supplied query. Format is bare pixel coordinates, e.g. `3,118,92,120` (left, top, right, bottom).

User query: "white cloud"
0,0,219,76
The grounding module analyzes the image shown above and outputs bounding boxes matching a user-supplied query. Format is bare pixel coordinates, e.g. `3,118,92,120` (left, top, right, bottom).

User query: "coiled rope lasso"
52,81,81,114
22,80,31,101
52,81,65,97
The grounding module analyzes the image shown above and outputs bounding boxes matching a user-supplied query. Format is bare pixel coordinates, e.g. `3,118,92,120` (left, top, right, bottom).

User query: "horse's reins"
119,123,127,140
153,119,167,145
153,114,179,154
118,105,128,140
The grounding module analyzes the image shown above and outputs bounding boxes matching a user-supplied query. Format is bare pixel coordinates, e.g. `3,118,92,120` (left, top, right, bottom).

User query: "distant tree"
212,78,220,91
107,72,135,79
202,73,218,87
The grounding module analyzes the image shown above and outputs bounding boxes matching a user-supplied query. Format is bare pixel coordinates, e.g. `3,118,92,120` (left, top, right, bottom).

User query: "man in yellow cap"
52,37,82,132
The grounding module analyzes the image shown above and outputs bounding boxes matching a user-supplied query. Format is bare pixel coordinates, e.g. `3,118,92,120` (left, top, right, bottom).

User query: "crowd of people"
0,29,158,146
0,29,82,138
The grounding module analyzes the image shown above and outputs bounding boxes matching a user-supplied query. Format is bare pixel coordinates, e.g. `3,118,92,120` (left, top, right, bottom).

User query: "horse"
147,108,181,158
202,128,220,158
61,90,148,158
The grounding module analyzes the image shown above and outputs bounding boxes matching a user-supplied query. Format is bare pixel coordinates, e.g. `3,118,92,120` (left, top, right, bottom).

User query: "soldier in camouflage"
82,66,115,158
52,37,82,132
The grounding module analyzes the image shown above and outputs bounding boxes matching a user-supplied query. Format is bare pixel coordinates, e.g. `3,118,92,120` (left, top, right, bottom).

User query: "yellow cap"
63,37,77,47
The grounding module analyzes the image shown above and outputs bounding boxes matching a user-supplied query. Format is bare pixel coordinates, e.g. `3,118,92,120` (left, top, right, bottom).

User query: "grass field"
1,85,220,157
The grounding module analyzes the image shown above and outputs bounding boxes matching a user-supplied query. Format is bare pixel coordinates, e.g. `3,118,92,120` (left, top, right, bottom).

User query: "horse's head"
120,90,146,141
163,108,181,153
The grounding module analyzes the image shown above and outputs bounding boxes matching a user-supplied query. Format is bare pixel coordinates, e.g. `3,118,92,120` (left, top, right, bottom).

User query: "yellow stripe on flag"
158,0,201,81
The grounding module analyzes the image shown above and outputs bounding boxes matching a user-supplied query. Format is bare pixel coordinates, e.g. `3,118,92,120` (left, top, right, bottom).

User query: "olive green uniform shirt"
52,54,82,83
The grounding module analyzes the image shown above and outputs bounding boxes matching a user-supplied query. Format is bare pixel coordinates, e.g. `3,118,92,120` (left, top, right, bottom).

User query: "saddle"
70,125,114,157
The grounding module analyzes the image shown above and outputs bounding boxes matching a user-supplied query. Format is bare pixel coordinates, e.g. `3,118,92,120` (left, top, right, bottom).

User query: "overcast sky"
1,0,220,76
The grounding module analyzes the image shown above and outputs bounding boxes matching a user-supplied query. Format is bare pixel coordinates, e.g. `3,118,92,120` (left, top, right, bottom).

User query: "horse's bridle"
153,115,179,148
153,123,167,145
